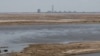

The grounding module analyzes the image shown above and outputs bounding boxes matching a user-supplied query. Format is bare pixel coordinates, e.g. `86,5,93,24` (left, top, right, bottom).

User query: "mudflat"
8,41,100,56
0,13,100,25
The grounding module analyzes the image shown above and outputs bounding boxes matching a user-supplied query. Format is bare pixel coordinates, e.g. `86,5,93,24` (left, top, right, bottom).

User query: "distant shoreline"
0,13,100,25
0,19,100,25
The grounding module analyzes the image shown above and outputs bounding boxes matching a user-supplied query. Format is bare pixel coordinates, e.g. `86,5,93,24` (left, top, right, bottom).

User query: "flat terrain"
0,13,100,25
8,41,100,56
1,13,100,56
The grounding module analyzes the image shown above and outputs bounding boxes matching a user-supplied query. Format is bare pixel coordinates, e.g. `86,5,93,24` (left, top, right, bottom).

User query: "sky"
0,0,100,12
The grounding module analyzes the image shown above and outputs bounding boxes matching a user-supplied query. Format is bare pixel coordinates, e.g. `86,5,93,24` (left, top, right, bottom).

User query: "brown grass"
0,13,100,20
0,13,100,25
7,41,100,56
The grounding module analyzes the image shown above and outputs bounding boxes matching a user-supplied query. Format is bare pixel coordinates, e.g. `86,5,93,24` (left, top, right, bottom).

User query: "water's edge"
0,24,100,54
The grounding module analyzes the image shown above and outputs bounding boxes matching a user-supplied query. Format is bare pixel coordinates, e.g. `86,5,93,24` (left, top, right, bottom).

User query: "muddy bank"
0,19,100,25
0,13,100,25
8,41,100,56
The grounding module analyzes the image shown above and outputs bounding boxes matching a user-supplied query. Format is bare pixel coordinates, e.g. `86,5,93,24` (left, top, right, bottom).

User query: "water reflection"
0,24,100,52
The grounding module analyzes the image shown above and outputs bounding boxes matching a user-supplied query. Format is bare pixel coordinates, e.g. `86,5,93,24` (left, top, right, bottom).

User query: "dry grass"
0,13,100,25
7,41,100,56
0,13,100,20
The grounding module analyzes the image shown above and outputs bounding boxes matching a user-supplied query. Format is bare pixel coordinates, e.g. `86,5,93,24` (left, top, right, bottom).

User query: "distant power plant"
37,5,80,13
52,5,54,13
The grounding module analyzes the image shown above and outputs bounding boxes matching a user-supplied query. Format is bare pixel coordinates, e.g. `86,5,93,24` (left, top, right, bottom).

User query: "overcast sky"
0,0,100,12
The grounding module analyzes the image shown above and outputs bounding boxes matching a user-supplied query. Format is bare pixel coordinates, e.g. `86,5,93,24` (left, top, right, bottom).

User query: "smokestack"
52,5,54,13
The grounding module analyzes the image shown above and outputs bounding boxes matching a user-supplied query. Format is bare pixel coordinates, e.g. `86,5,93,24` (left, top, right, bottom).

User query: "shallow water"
0,24,100,53
77,53,100,56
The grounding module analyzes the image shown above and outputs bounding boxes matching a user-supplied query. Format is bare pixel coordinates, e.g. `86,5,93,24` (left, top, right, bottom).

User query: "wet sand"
8,41,100,56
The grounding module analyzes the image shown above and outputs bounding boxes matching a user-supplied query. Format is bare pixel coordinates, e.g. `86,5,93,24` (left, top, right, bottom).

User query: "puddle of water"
0,44,29,54
77,53,100,56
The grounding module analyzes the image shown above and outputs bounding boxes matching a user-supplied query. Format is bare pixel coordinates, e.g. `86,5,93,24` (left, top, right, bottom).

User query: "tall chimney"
52,5,54,13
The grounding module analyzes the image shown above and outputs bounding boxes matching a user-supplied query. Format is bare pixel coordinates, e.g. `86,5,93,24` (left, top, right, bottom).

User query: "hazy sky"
0,0,100,12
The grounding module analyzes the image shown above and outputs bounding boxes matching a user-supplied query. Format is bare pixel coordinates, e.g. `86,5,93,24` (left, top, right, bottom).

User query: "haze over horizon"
0,0,100,12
